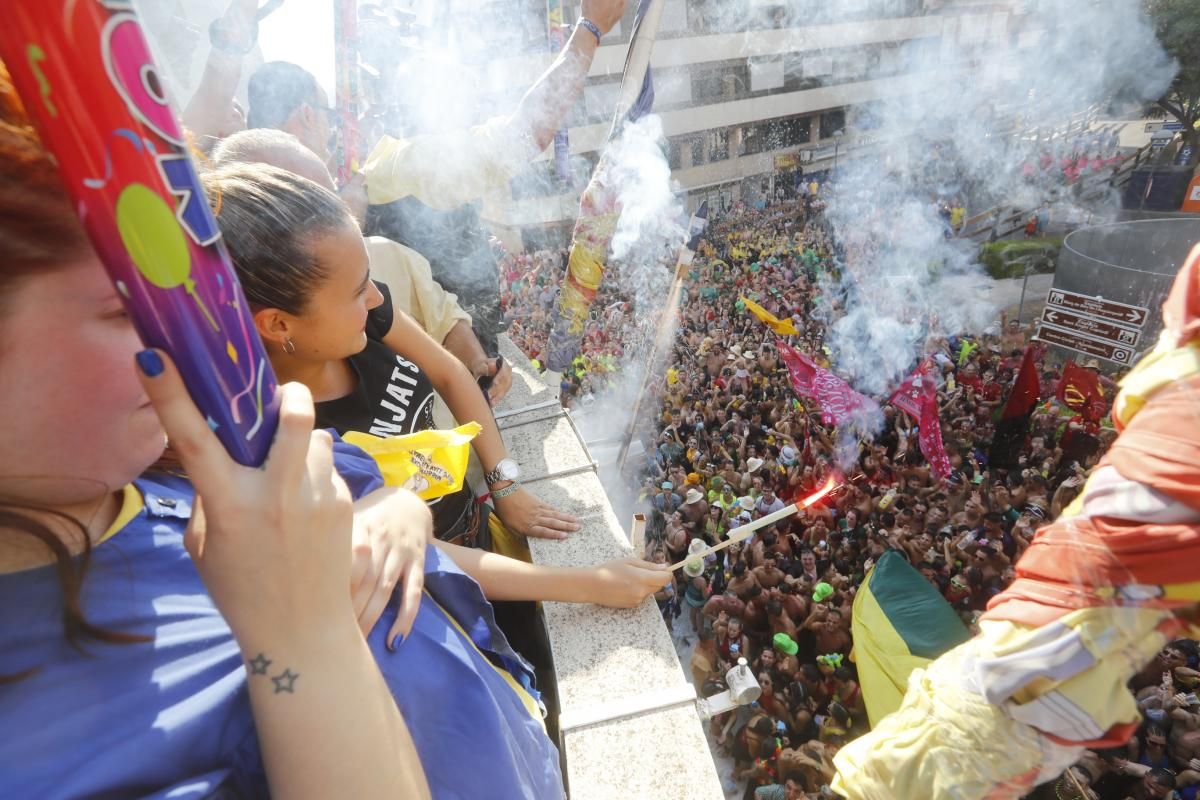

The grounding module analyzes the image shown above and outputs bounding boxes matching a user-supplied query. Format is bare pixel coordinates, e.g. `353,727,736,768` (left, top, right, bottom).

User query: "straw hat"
684,489,705,505
747,457,765,473
738,495,756,511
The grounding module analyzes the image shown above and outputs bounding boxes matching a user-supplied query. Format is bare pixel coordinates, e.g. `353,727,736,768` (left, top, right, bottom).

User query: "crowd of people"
1,0,1193,795
501,193,1200,799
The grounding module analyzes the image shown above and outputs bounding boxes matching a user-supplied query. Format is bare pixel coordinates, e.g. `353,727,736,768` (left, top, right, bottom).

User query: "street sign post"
1038,287,1149,367
1044,289,1149,327
1036,323,1136,366
1040,307,1141,347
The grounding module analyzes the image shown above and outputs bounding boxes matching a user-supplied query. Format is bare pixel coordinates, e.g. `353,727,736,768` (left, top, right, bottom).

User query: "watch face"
499,459,520,481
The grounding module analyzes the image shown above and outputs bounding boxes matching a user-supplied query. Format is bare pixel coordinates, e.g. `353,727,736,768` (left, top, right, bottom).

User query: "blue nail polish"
136,349,164,377
388,633,404,651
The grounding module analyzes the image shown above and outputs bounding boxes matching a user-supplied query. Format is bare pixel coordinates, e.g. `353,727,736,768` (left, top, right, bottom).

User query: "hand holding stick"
670,478,840,572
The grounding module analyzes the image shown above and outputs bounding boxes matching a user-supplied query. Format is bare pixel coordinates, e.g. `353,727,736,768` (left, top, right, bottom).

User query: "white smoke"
817,0,1175,396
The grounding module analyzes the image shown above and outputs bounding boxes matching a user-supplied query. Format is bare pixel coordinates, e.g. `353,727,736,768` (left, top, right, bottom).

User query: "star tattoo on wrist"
247,653,272,675
271,668,300,694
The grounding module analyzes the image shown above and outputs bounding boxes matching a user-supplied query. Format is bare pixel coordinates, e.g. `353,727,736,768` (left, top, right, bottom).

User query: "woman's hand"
493,486,579,540
472,356,513,405
138,350,355,644
582,557,673,608
350,487,432,647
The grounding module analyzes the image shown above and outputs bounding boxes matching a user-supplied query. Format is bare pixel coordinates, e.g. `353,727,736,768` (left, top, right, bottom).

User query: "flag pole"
615,204,707,475
545,0,666,373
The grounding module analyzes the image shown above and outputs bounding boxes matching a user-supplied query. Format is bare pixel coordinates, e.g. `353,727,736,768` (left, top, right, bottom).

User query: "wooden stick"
615,261,688,475
1064,768,1091,800
630,513,647,555
669,479,840,572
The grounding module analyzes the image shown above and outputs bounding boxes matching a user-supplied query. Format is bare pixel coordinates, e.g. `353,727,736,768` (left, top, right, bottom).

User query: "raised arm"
182,0,260,148
508,0,628,152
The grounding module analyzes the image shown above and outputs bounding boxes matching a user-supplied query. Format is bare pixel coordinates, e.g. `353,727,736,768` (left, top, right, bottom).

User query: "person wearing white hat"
780,444,799,466
680,487,709,536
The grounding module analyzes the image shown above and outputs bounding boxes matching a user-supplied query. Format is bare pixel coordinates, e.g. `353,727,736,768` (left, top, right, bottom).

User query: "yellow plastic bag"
343,422,481,501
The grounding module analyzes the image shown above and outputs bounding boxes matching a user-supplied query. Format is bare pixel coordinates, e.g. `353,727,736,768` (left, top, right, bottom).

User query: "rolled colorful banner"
0,1,279,465
545,0,663,372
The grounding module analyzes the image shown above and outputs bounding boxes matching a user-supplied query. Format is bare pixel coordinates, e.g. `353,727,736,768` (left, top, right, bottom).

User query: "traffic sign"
1036,323,1136,366
1162,121,1186,131
1045,288,1149,327
1040,307,1141,347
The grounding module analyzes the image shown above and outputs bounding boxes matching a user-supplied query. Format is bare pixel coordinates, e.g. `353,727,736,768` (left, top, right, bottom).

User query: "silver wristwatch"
485,458,520,487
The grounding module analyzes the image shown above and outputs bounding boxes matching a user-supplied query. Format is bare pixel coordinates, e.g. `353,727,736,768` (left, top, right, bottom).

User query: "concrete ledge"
495,337,724,800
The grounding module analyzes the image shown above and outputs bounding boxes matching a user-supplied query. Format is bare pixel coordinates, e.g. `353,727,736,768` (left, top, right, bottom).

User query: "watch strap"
492,482,520,500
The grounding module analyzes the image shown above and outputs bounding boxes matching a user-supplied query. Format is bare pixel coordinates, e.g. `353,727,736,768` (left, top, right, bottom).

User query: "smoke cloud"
817,0,1175,395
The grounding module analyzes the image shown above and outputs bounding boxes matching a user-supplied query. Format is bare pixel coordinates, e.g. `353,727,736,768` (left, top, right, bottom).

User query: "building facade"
471,0,1025,249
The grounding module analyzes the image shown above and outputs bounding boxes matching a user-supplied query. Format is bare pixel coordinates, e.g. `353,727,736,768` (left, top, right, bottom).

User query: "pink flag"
918,380,952,481
777,341,874,426
889,359,935,420
778,340,816,395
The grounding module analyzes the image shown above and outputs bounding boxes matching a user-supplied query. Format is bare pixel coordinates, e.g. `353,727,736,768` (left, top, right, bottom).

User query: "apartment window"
708,129,729,161
690,136,706,166
820,109,847,139
691,63,748,103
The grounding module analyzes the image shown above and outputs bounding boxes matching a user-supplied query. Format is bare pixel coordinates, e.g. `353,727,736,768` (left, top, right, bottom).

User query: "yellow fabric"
343,423,480,501
741,296,799,336
1113,338,1200,426
365,237,470,345
488,512,531,563
363,118,536,208
97,484,143,545
833,607,1172,799
425,595,543,727
850,580,931,728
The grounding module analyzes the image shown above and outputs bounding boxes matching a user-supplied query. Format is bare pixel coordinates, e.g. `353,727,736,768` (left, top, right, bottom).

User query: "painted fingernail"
136,349,164,377
388,633,404,651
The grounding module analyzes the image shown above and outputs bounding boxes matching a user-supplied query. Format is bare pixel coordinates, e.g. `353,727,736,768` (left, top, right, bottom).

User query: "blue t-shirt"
0,442,562,799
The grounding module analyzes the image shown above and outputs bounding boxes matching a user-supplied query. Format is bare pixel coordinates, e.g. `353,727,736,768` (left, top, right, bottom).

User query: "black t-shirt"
314,282,474,538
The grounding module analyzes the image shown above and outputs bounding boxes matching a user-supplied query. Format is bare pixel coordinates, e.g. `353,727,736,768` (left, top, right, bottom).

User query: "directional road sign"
1040,307,1141,347
1045,288,1149,328
1036,323,1136,366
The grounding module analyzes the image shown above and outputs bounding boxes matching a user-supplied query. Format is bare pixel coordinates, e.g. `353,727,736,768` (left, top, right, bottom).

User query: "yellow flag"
343,422,481,500
740,296,798,336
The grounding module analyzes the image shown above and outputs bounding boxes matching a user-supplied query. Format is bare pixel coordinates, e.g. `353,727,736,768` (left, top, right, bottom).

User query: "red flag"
890,359,935,420
1057,361,1106,420
778,341,816,396
1001,346,1042,421
918,380,952,480
777,341,875,426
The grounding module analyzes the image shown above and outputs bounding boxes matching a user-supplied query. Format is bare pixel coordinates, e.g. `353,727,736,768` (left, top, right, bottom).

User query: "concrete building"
468,0,1028,250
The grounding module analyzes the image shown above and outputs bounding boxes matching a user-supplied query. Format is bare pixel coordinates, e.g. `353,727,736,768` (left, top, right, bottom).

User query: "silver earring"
283,338,296,355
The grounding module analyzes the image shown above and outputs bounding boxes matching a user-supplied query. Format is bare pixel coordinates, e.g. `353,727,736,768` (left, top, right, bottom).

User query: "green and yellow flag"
851,550,970,727
740,295,799,336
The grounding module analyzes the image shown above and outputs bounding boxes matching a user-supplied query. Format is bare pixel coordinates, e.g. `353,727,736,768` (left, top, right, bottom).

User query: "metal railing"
957,138,1154,243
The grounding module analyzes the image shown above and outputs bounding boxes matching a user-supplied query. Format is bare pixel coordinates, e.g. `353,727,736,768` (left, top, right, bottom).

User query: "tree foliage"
1145,0,1200,162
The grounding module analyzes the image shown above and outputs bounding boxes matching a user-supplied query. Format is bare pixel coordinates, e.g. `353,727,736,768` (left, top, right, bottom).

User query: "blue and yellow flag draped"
850,550,970,727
